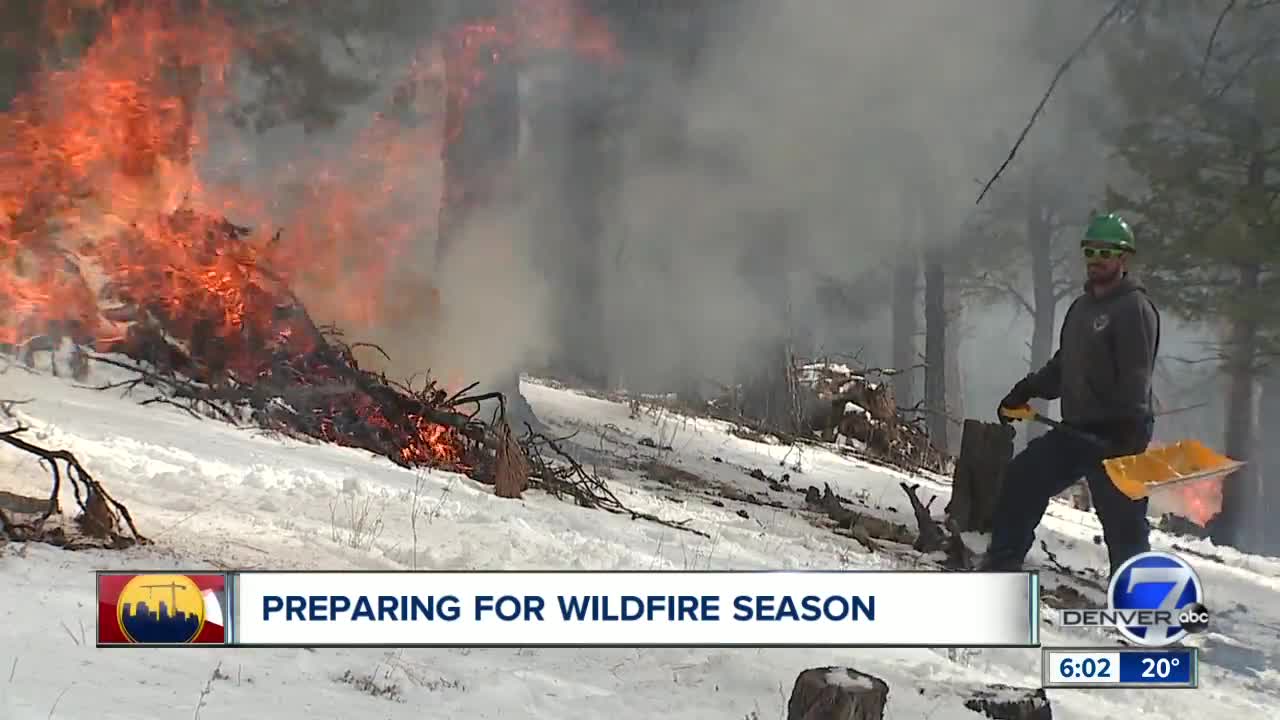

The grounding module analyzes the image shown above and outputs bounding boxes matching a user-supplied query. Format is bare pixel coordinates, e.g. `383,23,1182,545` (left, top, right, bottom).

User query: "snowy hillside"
1,364,1277,719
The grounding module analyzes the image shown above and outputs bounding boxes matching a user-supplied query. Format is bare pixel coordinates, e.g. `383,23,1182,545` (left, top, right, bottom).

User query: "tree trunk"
1210,262,1263,551
1025,182,1087,509
1260,371,1280,552
891,246,918,410
1209,140,1267,551
437,2,520,267
945,286,965,456
0,3,58,110
738,210,802,433
1026,194,1056,437
525,56,618,389
436,2,538,428
923,247,947,450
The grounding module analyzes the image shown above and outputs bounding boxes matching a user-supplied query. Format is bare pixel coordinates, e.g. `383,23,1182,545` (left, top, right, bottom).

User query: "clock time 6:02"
1059,656,1113,679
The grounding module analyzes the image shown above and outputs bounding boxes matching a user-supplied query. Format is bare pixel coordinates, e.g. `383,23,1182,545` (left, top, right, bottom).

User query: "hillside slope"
0,365,1276,719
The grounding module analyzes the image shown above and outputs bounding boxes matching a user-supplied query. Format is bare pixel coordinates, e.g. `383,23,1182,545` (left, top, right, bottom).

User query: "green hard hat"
1082,213,1136,252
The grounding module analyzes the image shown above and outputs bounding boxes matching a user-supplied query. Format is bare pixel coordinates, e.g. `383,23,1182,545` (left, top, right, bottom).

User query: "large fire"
0,0,619,468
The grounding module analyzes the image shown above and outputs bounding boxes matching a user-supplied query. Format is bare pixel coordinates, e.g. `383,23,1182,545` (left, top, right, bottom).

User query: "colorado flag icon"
97,572,228,646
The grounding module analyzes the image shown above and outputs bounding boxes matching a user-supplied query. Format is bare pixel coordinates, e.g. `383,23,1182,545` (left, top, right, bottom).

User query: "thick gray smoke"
203,0,1113,405
586,0,1077,393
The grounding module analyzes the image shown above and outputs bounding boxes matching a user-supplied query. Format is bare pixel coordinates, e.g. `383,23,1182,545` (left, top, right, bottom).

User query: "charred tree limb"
806,483,917,552
522,424,710,538
901,482,946,552
1039,539,1106,592
0,424,147,546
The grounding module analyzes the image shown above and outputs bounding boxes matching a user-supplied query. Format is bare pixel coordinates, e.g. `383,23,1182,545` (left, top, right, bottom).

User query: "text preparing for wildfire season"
97,570,1039,647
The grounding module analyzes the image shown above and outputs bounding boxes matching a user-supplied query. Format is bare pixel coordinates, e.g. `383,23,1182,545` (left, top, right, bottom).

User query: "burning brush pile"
0,199,535,545
35,209,498,469
0,5,503,480
0,1,687,547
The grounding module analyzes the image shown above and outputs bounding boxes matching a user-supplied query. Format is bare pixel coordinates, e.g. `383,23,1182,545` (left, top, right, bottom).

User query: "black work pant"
984,418,1154,576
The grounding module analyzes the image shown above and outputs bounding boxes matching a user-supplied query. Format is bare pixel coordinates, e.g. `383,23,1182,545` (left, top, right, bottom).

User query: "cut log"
962,684,1052,720
787,666,889,720
946,419,1015,532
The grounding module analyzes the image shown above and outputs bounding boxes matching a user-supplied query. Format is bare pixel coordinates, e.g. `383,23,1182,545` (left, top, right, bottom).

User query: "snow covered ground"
1,362,1278,719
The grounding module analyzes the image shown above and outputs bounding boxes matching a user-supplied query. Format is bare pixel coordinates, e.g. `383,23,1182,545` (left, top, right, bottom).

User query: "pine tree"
1102,2,1280,551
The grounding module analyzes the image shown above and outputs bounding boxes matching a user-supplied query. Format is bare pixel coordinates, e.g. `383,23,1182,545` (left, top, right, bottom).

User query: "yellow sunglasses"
1083,247,1126,259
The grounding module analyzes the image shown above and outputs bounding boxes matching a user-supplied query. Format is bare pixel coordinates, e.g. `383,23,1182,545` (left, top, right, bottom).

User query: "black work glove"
996,378,1035,424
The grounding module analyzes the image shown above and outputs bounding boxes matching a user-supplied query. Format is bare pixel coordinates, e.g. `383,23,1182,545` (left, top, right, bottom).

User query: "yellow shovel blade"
1102,439,1247,500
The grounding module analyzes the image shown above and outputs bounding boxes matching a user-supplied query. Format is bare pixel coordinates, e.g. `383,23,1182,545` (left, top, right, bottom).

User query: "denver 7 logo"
1110,552,1204,647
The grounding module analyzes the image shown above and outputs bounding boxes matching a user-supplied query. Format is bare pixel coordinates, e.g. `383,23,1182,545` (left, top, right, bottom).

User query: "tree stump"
786,666,889,720
962,684,1052,720
492,421,529,499
945,419,1015,532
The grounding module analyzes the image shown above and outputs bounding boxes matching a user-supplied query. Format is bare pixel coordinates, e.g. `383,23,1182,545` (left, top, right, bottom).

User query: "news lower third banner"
97,570,1039,647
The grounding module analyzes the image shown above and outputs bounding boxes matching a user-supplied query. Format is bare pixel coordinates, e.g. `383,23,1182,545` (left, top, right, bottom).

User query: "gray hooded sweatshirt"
1021,275,1161,428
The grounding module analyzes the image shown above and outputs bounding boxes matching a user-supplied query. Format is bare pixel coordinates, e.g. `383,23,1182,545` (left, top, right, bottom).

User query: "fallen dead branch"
896,481,976,569
0,398,31,418
0,423,147,548
900,482,946,553
805,483,915,552
521,425,710,538
1039,540,1106,592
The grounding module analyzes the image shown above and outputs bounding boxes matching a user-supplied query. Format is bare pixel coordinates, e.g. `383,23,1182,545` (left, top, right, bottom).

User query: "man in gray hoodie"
980,212,1161,576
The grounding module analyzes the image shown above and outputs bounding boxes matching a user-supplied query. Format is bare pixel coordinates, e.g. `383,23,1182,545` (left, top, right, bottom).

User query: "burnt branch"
900,482,945,553
1039,539,1106,591
805,483,924,553
522,425,709,538
0,398,32,418
0,424,147,546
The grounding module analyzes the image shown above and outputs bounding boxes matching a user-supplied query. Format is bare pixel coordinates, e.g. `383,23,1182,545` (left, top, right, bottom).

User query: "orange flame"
1172,477,1224,527
0,0,619,465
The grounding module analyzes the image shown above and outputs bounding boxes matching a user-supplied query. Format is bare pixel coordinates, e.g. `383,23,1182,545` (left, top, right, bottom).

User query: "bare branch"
970,272,1036,315
1202,0,1239,80
976,0,1133,204
1167,353,1225,365
1210,33,1280,97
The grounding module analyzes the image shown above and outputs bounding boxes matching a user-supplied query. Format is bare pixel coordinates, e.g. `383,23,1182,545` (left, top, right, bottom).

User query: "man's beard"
1087,264,1122,285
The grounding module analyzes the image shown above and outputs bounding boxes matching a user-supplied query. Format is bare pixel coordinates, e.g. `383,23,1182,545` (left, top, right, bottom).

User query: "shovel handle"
1027,412,1109,450
1000,405,1111,448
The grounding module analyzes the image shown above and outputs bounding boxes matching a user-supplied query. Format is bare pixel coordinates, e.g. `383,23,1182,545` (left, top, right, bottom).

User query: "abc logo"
1178,602,1210,633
